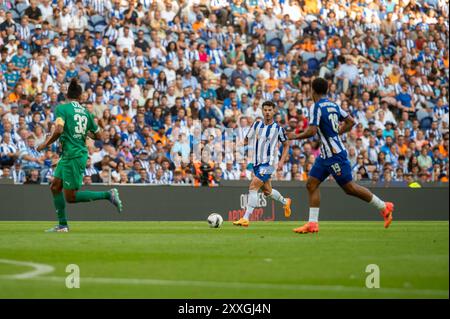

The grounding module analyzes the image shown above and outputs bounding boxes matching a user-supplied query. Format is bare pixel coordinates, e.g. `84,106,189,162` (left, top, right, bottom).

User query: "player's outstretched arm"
287,125,318,140
338,116,355,135
36,122,64,152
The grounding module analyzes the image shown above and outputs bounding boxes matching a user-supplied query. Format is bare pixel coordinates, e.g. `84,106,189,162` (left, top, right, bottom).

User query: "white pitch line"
0,259,55,279
0,259,447,297
2,275,449,297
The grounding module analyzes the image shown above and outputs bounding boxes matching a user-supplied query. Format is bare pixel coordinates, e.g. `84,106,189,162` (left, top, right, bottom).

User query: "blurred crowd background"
0,0,448,186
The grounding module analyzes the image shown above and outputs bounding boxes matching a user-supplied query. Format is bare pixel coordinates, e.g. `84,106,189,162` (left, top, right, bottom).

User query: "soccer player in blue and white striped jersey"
233,101,292,227
288,78,394,234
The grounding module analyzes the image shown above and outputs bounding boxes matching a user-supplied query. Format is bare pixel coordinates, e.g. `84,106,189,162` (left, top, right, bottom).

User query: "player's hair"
67,79,82,100
312,77,329,95
262,101,275,109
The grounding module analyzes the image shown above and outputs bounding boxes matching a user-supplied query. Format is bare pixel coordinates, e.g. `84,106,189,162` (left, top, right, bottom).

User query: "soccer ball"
207,213,223,228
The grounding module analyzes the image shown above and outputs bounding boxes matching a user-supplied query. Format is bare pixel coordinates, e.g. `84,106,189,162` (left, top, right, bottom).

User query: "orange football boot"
284,198,292,218
233,218,250,227
381,202,394,228
293,222,319,234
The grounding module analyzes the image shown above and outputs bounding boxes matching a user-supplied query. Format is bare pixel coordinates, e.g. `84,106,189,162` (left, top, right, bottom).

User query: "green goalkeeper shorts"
54,154,88,190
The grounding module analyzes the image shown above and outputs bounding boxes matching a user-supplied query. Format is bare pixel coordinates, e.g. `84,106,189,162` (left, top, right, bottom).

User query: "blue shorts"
309,153,353,187
253,163,274,182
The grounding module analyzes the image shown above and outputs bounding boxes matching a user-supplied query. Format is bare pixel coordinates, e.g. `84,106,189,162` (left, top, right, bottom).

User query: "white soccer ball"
207,213,223,228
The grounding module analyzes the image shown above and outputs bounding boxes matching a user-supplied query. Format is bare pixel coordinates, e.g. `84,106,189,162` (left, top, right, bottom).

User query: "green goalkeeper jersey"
54,101,99,160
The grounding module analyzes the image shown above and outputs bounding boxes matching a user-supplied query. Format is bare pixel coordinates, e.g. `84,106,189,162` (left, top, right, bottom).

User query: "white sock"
243,190,258,220
266,189,287,205
370,194,386,211
309,207,320,222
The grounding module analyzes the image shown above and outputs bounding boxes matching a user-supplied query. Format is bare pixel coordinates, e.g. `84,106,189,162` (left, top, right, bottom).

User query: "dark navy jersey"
309,98,349,159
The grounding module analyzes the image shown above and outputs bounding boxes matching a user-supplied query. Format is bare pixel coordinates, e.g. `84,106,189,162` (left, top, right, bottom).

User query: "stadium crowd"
0,0,448,186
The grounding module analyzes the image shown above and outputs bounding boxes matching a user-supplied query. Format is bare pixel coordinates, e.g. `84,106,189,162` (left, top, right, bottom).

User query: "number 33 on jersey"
55,101,99,160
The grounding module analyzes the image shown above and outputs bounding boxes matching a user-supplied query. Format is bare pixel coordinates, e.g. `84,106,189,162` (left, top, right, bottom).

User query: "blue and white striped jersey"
246,120,288,166
310,98,349,159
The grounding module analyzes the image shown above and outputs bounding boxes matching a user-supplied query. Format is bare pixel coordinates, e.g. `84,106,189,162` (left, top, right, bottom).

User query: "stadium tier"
0,0,448,186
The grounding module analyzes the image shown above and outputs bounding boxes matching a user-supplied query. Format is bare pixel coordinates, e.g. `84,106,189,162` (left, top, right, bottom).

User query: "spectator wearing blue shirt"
230,61,248,85
222,91,242,111
11,45,29,71
149,59,161,81
297,62,314,85
396,84,415,115
200,79,217,101
199,98,221,122
182,69,199,90
381,136,395,155
4,62,20,89
264,45,279,67
382,122,396,139
381,38,395,59
65,62,79,81
30,93,46,114
31,25,44,53
230,0,248,35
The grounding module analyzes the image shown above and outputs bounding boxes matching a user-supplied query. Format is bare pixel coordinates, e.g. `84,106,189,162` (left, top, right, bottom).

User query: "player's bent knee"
64,191,77,203
50,181,62,194
342,183,357,196
306,180,318,192
66,197,76,204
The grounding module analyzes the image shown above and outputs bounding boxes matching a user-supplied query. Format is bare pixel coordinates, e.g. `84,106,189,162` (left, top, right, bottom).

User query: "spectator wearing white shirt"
30,54,45,79
245,100,264,121
262,7,282,41
38,0,54,22
161,2,176,23
4,104,20,127
116,25,135,53
335,57,359,93
59,6,72,33
221,161,239,180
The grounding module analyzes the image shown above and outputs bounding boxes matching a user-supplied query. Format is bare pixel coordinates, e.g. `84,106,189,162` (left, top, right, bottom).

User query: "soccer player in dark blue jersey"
288,78,394,233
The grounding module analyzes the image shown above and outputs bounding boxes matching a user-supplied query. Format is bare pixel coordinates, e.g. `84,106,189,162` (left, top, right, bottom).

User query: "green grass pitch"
0,221,448,299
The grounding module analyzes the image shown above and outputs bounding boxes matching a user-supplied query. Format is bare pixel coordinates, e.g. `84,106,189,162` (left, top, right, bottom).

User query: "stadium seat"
91,15,106,28
144,35,152,43
223,68,234,78
307,58,320,73
11,10,20,22
95,25,107,33
15,2,28,15
196,39,207,46
420,116,433,130
266,38,284,53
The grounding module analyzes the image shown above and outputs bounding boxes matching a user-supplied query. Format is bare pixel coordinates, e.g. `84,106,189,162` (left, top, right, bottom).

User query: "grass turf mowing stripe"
0,275,448,297
0,221,447,298
0,259,447,298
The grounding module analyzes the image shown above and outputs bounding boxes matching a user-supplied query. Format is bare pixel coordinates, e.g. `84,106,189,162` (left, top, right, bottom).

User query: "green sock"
75,191,110,203
53,192,68,226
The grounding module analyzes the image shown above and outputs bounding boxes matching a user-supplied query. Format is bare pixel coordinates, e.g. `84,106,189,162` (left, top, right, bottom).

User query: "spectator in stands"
0,0,447,186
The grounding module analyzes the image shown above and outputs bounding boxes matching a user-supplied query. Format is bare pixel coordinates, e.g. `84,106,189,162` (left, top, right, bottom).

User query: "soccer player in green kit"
37,79,123,232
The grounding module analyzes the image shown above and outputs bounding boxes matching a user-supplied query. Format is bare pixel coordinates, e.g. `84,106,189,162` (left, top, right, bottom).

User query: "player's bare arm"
36,120,64,152
87,130,103,141
277,140,290,171
338,116,355,135
287,125,318,140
